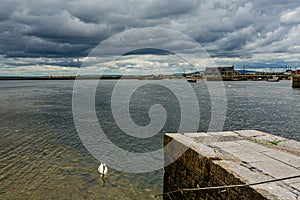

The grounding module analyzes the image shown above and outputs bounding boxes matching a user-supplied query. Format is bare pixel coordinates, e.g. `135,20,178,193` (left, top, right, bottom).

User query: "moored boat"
186,74,197,83
267,75,279,82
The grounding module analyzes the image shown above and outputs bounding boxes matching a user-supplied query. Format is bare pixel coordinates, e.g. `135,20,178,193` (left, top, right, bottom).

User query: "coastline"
0,74,293,81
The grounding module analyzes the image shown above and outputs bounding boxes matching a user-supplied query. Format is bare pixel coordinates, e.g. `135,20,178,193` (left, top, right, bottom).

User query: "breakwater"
293,76,300,88
206,74,292,81
163,130,300,199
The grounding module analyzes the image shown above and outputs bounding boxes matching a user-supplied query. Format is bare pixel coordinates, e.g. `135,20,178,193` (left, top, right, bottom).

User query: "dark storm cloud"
140,0,198,19
4,59,82,68
0,0,299,70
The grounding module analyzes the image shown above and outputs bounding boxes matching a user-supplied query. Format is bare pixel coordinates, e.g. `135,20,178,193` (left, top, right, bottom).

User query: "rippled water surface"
0,80,299,199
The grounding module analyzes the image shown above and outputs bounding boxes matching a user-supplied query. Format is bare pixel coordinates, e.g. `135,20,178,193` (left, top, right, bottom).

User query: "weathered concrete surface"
164,130,300,200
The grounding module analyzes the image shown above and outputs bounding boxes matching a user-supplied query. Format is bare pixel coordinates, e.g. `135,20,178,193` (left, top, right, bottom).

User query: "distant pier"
163,130,300,199
206,74,292,81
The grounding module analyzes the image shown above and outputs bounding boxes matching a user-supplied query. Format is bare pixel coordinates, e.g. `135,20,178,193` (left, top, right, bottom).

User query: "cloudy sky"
1,0,300,76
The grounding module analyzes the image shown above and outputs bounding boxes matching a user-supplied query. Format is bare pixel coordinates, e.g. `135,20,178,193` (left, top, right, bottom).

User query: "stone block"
235,130,267,138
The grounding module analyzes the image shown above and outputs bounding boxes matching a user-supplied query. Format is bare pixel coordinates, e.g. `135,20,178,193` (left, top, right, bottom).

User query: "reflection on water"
0,80,299,199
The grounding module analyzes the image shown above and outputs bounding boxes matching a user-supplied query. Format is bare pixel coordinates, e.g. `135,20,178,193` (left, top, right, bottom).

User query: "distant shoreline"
0,75,186,80
0,76,122,80
0,74,295,81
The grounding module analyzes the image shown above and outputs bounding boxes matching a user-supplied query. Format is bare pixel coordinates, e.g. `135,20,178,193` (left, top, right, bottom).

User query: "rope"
154,174,300,198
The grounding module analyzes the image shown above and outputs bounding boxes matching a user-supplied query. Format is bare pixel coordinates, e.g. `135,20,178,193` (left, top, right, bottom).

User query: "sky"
1,0,300,76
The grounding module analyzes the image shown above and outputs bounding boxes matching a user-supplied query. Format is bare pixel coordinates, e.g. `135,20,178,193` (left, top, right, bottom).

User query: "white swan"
98,163,108,176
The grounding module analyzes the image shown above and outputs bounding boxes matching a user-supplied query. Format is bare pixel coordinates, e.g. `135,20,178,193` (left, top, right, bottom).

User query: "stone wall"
163,136,265,199
293,76,300,88
163,131,300,200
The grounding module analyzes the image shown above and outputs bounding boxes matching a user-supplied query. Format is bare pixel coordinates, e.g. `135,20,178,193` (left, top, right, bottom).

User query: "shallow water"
0,79,299,199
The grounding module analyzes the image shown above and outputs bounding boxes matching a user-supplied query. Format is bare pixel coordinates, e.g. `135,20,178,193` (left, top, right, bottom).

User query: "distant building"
205,66,238,76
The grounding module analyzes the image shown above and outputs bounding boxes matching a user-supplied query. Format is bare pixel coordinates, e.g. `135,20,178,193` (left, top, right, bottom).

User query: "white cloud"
281,7,300,24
